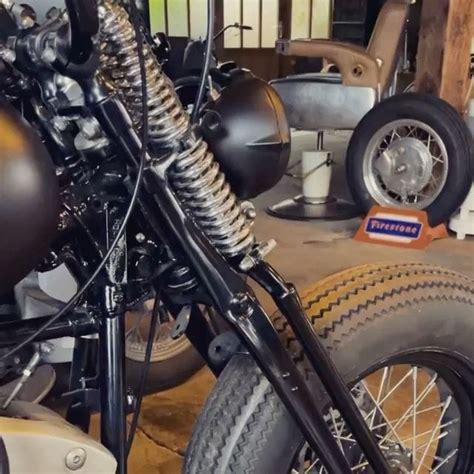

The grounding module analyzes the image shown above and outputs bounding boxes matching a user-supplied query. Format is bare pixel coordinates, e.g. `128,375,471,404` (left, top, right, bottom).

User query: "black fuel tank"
0,101,60,294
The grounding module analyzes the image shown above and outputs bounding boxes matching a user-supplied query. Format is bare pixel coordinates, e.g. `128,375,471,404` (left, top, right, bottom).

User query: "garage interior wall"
29,1,332,43
150,0,333,43
150,0,209,39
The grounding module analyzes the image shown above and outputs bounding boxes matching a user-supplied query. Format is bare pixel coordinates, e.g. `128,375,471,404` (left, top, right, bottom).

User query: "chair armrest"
276,39,380,89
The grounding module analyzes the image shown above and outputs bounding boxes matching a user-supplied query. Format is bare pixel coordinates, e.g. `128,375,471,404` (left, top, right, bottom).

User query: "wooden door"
149,0,210,39
215,0,281,80
217,0,332,80
148,0,333,81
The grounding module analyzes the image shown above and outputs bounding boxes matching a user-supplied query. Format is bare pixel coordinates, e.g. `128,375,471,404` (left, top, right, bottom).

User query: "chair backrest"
367,0,413,92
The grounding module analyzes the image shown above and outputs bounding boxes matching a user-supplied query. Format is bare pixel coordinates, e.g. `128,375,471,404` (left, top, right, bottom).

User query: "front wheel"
184,263,474,473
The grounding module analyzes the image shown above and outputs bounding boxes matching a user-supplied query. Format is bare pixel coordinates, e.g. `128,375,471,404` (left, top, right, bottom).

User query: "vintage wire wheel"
346,94,473,226
291,360,470,473
125,301,192,363
124,300,204,391
184,263,474,474
362,119,449,209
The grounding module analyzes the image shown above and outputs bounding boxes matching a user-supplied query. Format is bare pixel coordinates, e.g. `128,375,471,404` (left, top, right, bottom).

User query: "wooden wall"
415,0,474,113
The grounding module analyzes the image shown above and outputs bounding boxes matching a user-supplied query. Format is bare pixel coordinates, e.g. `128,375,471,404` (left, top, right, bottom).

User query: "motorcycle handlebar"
64,0,99,65
214,23,253,41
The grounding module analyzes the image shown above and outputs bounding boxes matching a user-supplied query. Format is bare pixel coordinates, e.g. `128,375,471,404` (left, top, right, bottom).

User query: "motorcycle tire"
346,94,473,226
125,339,203,393
124,302,204,393
184,263,474,473
0,439,7,474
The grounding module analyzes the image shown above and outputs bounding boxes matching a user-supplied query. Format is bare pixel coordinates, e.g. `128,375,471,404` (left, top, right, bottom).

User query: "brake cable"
126,294,161,454
191,0,215,123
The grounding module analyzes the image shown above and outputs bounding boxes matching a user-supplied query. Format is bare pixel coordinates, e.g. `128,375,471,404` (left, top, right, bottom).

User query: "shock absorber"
98,0,255,258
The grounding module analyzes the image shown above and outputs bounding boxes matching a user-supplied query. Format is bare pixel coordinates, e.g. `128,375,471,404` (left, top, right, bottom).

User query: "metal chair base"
267,195,360,221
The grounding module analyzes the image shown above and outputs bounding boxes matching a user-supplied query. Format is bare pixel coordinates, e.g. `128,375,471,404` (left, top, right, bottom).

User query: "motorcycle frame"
0,91,391,473
0,2,393,473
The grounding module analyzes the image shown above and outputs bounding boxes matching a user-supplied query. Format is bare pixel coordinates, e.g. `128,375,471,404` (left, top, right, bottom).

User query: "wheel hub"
374,137,434,197
386,444,412,474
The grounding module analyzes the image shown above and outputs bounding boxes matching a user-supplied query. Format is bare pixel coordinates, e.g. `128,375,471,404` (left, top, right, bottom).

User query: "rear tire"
184,263,474,473
126,343,203,393
0,438,8,474
124,303,204,393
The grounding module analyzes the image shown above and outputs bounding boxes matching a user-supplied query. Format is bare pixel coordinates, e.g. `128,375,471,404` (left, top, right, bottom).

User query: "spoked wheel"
125,303,191,363
363,119,449,209
125,301,204,392
291,360,470,473
347,94,473,226
184,263,474,474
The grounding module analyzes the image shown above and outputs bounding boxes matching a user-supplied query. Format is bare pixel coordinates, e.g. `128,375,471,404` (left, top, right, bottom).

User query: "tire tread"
184,263,474,473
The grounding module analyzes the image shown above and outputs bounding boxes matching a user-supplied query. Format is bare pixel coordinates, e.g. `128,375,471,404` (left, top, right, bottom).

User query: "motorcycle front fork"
97,260,391,474
84,84,391,474
99,207,128,474
145,160,391,474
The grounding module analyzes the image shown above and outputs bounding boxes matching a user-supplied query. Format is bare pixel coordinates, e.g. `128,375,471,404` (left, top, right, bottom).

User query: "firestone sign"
365,217,423,240
355,206,447,249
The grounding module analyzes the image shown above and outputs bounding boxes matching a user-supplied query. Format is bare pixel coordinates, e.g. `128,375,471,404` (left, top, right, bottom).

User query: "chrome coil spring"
98,0,189,142
97,1,255,257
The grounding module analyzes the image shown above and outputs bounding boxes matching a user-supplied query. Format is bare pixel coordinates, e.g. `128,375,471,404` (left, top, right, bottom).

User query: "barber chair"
268,0,414,220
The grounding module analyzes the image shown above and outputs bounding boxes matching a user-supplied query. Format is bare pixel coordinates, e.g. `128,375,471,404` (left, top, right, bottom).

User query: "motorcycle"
6,269,204,396
0,1,473,474
169,22,254,110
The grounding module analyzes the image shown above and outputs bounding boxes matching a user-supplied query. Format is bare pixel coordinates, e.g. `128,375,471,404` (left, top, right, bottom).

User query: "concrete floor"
116,132,474,472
